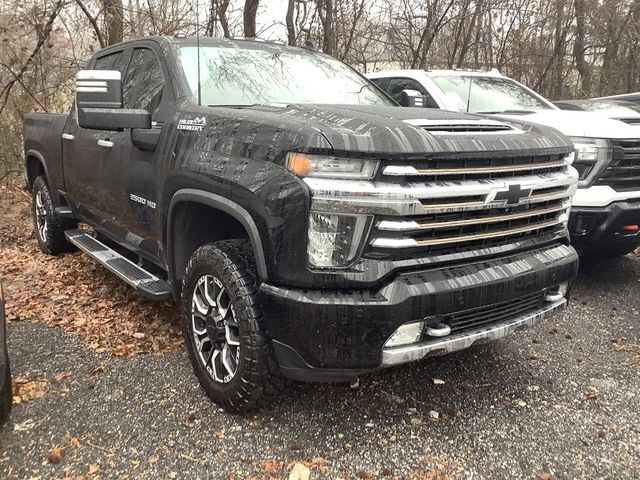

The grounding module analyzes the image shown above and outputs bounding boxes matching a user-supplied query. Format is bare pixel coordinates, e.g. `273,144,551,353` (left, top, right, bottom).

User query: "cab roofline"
93,35,310,53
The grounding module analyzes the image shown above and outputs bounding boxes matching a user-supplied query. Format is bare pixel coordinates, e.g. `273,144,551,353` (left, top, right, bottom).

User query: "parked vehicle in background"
594,91,640,105
0,281,11,424
555,99,640,124
368,69,640,256
23,37,579,412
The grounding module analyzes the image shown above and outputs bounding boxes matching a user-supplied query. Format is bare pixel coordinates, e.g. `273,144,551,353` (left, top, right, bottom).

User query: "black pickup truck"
23,36,579,412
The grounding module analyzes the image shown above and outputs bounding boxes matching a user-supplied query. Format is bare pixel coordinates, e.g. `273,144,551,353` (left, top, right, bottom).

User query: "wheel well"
171,202,250,282
26,156,46,190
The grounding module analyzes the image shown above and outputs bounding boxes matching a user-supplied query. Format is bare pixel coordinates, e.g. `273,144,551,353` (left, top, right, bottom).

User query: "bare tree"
103,0,123,45
243,0,259,37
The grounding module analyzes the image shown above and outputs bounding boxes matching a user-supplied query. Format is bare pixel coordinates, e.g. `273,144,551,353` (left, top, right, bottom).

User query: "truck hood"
493,109,640,139
193,103,573,160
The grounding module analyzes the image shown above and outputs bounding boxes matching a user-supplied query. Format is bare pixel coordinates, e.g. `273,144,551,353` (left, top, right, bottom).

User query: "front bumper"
381,296,565,366
260,243,578,382
569,199,640,251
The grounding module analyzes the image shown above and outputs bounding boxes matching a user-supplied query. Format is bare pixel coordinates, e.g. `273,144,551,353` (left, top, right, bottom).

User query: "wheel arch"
25,150,49,191
167,189,269,295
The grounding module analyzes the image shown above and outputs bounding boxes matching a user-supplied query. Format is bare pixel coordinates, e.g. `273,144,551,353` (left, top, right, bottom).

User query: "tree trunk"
213,0,231,38
319,0,334,55
573,0,591,96
102,0,123,45
286,0,296,45
244,0,260,37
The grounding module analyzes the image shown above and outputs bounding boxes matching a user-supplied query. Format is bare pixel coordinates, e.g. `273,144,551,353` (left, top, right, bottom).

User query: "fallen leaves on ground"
47,446,66,464
411,467,454,480
12,376,48,404
585,387,599,400
611,338,640,364
0,180,182,357
288,463,310,480
412,455,465,480
536,473,557,480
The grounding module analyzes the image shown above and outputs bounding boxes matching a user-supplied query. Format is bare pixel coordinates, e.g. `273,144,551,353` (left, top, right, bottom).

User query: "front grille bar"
377,201,568,232
371,216,565,249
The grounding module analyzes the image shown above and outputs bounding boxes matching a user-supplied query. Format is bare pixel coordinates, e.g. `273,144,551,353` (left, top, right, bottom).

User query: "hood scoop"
404,118,515,134
617,117,640,125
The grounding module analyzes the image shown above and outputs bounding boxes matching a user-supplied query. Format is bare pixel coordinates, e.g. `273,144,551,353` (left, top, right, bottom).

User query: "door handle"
61,133,74,141
97,139,114,148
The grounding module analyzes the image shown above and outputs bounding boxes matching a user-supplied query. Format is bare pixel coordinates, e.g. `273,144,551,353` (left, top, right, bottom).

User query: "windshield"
177,45,392,107
579,101,640,117
430,75,553,113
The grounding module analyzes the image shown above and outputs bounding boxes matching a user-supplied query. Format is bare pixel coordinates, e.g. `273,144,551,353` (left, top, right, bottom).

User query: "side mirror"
76,70,123,108
399,89,427,108
75,70,151,131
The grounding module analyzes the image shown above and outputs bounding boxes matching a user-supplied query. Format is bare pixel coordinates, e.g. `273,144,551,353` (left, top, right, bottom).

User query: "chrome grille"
368,153,575,256
305,150,577,259
371,198,569,251
596,140,640,191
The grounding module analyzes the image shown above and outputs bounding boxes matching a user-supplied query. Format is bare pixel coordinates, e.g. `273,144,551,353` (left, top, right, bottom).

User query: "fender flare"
167,189,269,281
24,150,50,187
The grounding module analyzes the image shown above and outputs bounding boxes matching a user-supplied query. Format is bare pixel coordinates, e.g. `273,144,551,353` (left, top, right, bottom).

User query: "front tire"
181,240,286,413
31,176,75,255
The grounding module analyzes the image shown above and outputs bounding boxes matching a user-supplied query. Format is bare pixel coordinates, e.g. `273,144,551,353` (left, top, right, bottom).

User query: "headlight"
286,152,378,179
567,137,611,186
307,212,370,267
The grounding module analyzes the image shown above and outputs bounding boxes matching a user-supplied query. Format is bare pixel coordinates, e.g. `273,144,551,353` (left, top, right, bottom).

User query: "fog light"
384,322,424,348
545,282,568,302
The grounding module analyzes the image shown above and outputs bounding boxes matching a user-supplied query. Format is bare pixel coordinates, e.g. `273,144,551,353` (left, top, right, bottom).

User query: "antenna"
195,0,201,106
466,76,472,113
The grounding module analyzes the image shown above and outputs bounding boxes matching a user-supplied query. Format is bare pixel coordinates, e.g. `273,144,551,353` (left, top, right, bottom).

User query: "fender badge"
177,116,206,131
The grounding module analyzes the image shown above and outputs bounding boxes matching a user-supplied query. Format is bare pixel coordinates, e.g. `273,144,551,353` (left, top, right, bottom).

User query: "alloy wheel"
35,190,48,242
191,274,241,383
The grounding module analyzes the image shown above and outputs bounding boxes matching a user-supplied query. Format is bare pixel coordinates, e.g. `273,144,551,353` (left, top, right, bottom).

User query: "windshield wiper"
207,104,262,108
477,109,536,115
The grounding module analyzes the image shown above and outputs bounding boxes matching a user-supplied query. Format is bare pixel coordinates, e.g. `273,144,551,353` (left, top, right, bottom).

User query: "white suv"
368,69,640,256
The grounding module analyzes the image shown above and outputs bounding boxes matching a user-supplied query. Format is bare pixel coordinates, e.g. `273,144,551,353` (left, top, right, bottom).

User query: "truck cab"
368,69,640,256
24,37,579,412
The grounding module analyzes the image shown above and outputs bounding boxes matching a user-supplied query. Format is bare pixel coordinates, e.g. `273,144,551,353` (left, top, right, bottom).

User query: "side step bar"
65,229,172,301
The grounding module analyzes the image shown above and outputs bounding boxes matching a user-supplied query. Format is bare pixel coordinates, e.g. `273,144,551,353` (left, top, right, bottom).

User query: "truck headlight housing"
308,212,370,267
567,137,611,186
286,152,378,179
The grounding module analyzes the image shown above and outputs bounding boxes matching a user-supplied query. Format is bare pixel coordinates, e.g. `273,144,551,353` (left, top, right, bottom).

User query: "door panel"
110,46,171,262
62,50,129,224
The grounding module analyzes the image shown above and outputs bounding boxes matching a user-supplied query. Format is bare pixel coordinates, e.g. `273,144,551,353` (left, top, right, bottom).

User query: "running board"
65,229,172,301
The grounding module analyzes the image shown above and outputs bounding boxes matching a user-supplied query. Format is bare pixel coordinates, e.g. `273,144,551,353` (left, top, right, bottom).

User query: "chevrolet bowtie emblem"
486,184,532,206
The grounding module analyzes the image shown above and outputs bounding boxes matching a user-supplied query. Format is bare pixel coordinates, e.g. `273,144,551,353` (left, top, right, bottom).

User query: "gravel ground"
0,255,639,480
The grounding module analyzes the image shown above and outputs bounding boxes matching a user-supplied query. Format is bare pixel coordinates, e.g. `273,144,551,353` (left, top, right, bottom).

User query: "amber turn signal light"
286,153,310,176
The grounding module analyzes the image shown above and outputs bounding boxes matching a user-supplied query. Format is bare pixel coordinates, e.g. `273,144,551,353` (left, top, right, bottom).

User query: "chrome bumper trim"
381,297,566,366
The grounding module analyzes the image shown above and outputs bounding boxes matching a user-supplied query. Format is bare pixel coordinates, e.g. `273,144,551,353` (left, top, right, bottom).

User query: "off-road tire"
0,358,11,424
181,240,286,413
31,176,76,255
